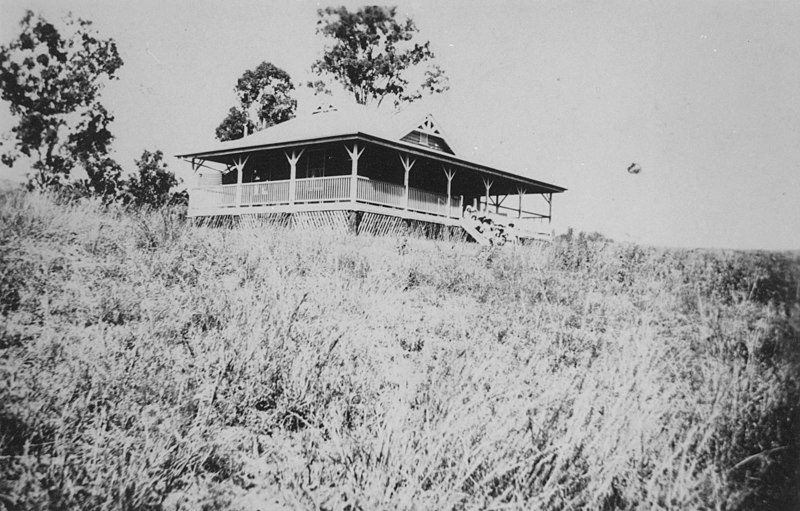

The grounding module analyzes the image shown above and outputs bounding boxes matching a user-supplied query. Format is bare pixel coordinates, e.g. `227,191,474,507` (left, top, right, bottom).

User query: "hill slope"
1,191,798,510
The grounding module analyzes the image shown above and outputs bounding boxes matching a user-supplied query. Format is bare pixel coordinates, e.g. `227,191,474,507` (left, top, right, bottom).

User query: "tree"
123,150,184,208
215,107,251,142
309,6,449,108
215,62,296,141
74,156,124,198
0,11,124,191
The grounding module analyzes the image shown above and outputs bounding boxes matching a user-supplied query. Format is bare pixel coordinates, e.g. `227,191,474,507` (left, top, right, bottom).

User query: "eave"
176,132,567,195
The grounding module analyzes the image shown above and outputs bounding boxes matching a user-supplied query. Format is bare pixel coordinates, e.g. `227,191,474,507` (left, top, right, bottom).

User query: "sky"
1,0,799,250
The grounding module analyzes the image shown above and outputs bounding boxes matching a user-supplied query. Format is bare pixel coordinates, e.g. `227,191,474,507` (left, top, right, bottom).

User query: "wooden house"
176,106,566,243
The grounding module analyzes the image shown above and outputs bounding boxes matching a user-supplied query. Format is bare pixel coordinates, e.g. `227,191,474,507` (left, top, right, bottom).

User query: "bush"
122,149,186,208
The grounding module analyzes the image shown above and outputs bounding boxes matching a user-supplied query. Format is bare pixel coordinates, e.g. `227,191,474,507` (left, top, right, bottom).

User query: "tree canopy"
0,10,123,191
122,150,184,208
215,62,297,141
309,6,449,108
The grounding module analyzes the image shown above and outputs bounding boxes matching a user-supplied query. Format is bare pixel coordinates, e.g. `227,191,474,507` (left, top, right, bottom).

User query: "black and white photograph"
1,1,798,509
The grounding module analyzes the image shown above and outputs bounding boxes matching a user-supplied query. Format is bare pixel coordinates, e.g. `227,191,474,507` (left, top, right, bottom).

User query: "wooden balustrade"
220,185,237,206
356,177,405,208
240,181,289,205
295,176,351,202
189,185,237,209
450,196,461,213
189,175,462,219
408,187,450,217
479,199,550,221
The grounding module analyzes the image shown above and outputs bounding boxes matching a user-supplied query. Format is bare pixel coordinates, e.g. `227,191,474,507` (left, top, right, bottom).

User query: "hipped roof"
176,105,566,194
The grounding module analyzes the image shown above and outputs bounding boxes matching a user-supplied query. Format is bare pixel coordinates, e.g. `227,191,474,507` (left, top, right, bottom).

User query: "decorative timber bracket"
443,165,457,217
399,153,416,210
345,143,365,202
232,155,249,206
482,178,493,212
285,148,305,205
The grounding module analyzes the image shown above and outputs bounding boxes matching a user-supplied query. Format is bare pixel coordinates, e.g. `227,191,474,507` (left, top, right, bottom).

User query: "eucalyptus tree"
309,5,449,108
215,62,297,141
0,11,123,192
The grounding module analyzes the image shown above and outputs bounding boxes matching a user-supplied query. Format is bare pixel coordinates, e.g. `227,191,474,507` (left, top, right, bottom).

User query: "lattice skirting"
357,212,405,237
194,211,468,241
357,213,467,241
191,215,239,228
440,225,469,243
292,211,350,233
239,213,292,229
402,219,466,241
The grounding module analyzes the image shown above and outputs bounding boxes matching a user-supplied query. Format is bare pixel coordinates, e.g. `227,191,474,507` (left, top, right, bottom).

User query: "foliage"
215,62,296,141
0,11,123,191
70,154,125,200
122,149,185,208
214,106,251,142
310,6,449,108
1,191,799,509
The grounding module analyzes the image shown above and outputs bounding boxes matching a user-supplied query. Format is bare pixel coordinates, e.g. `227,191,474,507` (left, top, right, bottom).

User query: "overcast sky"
1,0,799,250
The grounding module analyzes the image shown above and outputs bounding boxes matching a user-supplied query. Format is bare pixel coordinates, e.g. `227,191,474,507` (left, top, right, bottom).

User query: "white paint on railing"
408,187,449,217
450,196,460,214
295,176,351,202
356,177,405,208
192,185,235,207
189,176,461,219
240,180,290,206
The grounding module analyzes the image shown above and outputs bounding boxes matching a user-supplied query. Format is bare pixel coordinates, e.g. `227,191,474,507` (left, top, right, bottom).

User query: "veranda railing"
294,175,351,202
408,187,451,217
240,180,290,205
356,177,405,208
188,185,237,210
190,175,462,219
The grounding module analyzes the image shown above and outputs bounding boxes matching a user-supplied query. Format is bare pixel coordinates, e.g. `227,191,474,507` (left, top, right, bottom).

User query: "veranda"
178,109,565,239
187,143,556,230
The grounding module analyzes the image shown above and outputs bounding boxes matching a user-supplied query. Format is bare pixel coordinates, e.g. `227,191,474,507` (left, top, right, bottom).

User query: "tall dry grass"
1,189,798,510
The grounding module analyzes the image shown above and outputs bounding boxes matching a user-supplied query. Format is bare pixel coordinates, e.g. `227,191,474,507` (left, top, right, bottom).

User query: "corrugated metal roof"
175,104,566,194
177,105,437,157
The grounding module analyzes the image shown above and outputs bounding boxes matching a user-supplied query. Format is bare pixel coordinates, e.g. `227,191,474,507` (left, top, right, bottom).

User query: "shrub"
122,150,186,208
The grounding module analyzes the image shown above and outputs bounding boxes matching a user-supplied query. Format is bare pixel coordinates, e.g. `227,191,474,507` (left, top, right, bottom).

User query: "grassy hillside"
1,190,798,510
